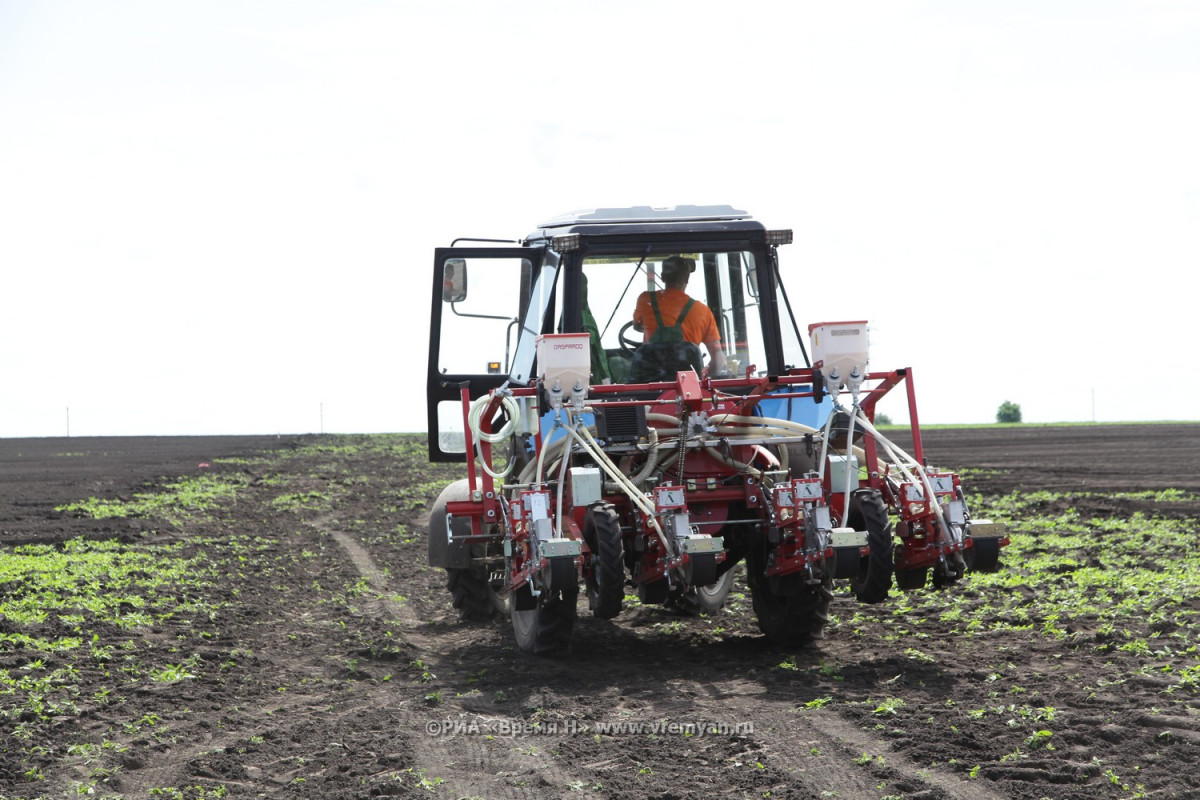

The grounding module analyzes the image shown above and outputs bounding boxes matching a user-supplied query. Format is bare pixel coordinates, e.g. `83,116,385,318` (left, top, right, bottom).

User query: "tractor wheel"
894,567,928,592
445,542,509,621
583,504,625,620
511,586,578,656
747,544,832,645
847,490,894,604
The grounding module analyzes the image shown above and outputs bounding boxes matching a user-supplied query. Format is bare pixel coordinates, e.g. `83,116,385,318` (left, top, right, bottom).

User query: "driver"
632,255,729,376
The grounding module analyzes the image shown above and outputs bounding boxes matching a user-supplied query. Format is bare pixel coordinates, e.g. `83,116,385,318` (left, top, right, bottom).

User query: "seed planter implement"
426,207,1008,654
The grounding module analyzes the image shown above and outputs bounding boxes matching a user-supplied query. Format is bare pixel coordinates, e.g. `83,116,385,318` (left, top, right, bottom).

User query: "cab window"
582,251,766,380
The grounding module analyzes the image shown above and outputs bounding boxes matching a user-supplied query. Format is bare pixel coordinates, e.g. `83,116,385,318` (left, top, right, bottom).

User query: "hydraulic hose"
703,445,764,475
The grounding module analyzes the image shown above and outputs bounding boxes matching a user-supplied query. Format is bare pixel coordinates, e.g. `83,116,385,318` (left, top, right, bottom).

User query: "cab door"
427,246,549,462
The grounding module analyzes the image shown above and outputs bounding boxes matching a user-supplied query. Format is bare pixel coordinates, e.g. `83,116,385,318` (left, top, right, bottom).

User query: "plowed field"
2,423,1198,799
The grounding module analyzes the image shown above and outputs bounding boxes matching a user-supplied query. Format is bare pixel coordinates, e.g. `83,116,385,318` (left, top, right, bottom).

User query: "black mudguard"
428,478,476,569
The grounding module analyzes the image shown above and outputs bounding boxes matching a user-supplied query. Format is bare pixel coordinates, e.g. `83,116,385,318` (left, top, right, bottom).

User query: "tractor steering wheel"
618,320,642,356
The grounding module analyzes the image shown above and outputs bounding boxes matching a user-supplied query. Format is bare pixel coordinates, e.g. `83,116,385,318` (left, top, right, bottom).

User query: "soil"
1,424,1199,799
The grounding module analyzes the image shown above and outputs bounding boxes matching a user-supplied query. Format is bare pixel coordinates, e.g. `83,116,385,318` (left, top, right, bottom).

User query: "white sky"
2,1,1198,437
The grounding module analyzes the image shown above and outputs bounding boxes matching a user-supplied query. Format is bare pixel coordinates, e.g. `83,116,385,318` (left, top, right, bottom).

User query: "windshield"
583,250,784,379
770,258,809,372
510,252,561,385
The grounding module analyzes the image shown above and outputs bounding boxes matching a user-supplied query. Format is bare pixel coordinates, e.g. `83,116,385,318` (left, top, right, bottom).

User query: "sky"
2,1,1198,438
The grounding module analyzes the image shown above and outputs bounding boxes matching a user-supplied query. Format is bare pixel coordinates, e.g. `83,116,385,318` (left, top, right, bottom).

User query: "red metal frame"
448,364,1003,592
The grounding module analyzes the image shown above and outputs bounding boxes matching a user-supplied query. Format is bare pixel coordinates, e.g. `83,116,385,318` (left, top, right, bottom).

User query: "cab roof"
529,205,767,242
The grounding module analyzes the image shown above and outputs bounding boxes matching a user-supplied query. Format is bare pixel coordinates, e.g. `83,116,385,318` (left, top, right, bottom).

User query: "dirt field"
1,424,1198,799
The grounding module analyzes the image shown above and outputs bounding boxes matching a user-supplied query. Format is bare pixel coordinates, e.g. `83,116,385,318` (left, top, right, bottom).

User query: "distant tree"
874,412,893,426
996,400,1022,424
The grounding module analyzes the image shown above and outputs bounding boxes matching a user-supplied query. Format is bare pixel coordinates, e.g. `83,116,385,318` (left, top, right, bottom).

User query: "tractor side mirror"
442,258,468,303
745,266,760,300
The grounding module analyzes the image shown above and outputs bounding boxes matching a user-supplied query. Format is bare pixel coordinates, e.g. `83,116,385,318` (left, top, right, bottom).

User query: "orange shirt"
633,288,720,345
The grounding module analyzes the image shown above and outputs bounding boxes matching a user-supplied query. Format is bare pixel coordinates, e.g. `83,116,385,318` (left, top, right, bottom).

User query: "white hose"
850,408,953,545
851,414,919,485
602,426,662,492
468,393,521,480
572,423,657,520
706,412,870,486
708,413,818,436
468,393,519,443
568,421,675,570
554,431,572,537
816,407,838,483
711,424,863,456
841,407,858,517
532,414,563,487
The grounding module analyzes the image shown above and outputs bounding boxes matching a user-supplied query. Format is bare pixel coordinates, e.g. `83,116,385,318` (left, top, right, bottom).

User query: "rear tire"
446,542,509,621
583,504,625,620
511,587,577,656
847,490,893,604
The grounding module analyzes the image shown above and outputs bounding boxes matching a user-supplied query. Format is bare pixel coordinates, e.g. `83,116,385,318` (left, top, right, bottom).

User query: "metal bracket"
540,538,582,558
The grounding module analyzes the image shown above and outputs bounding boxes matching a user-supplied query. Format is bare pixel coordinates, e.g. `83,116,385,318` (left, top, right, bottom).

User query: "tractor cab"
427,206,821,462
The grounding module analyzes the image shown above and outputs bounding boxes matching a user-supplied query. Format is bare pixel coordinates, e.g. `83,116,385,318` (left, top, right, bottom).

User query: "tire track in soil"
319,515,587,799
796,710,1008,799
329,512,1015,799
657,663,1010,799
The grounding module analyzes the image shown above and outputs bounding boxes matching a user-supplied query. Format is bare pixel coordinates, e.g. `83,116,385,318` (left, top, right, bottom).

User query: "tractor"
426,206,1007,655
